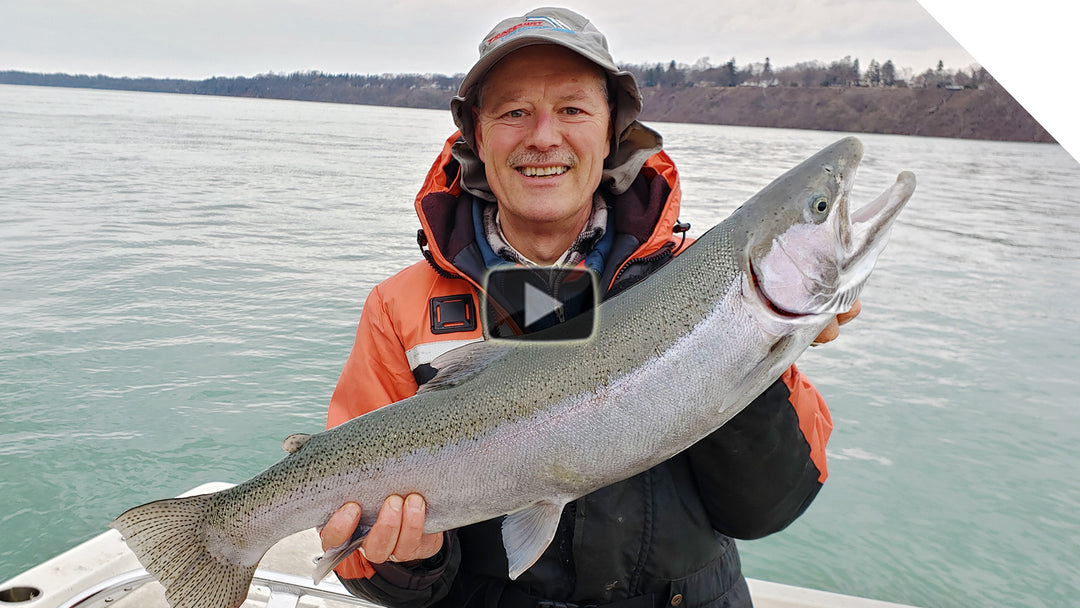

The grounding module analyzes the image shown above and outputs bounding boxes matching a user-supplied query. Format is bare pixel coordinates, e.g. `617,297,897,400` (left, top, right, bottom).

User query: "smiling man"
472,45,613,265
321,7,854,608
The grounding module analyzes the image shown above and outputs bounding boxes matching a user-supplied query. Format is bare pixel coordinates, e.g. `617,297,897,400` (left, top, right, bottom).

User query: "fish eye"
810,196,829,216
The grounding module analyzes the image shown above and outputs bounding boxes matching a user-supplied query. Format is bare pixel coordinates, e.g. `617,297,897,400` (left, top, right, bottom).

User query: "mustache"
508,149,578,168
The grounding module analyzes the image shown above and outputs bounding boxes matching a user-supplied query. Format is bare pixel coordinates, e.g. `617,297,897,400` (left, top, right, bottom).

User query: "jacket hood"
413,131,683,291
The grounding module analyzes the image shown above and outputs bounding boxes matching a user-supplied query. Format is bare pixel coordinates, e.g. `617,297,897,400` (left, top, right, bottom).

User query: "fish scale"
111,136,915,608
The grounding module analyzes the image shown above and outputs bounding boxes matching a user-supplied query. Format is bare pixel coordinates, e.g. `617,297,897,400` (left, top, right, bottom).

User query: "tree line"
624,56,994,90
0,70,463,108
0,56,995,110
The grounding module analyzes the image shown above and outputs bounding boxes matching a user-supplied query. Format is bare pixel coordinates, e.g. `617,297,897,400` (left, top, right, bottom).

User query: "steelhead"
112,137,916,608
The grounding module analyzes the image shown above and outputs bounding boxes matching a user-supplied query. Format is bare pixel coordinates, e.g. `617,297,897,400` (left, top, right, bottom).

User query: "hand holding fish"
812,299,862,345
317,299,863,568
320,494,444,567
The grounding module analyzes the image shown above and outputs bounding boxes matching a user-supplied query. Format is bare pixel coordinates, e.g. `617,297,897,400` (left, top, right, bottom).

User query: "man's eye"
505,109,525,118
564,107,582,115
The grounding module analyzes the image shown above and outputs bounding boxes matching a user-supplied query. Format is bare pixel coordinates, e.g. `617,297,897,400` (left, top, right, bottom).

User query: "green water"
2,85,1079,607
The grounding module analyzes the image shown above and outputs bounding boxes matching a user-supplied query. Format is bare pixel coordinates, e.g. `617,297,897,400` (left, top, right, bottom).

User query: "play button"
480,266,598,341
524,282,564,328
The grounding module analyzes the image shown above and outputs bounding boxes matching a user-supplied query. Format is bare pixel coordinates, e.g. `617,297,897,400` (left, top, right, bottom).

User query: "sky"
1,0,978,79
1,0,1076,158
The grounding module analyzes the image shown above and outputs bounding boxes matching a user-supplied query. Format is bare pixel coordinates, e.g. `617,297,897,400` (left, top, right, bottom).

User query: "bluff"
638,84,1054,143
0,70,1054,143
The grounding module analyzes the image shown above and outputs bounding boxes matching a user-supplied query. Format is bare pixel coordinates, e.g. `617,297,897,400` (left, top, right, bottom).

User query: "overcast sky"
1,0,977,79
1,0,1076,158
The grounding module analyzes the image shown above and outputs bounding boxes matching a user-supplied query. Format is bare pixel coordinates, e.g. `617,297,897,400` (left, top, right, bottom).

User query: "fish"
111,136,915,608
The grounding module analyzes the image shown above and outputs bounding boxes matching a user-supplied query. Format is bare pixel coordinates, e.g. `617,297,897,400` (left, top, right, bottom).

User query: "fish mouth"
850,172,916,229
839,170,917,293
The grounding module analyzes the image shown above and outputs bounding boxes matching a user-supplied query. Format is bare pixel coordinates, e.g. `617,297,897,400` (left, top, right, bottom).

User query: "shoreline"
0,71,1053,144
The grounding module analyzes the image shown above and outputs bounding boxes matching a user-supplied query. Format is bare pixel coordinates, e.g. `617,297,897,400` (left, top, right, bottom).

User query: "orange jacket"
326,132,832,583
327,131,688,427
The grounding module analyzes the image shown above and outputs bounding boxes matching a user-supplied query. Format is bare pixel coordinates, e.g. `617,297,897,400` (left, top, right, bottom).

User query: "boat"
0,483,920,608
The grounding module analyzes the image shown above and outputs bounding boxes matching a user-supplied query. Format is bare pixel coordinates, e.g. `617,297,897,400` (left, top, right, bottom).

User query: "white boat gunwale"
0,483,920,608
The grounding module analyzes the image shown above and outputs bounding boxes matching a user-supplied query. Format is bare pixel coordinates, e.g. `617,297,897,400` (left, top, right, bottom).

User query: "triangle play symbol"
524,282,563,329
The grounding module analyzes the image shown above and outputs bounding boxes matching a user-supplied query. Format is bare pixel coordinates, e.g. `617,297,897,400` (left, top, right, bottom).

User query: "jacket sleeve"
687,364,833,539
326,284,461,607
327,283,420,429
338,533,463,608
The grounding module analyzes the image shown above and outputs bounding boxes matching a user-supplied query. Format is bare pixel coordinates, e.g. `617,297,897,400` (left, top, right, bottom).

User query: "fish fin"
111,493,257,608
501,501,566,580
312,525,371,583
282,433,312,454
418,341,513,393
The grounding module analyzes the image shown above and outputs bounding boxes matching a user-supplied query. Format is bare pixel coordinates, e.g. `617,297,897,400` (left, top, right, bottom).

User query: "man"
321,7,856,608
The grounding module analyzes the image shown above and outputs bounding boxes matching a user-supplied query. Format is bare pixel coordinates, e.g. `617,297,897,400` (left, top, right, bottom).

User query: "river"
1,84,1078,607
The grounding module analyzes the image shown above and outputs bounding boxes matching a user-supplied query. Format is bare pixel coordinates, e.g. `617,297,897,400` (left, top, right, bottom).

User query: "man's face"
473,45,612,234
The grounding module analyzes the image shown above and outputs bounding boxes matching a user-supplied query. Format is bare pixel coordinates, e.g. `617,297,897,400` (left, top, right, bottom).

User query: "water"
2,85,1078,607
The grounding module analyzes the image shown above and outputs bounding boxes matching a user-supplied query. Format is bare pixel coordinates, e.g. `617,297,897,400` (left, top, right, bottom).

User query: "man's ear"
606,118,614,160
472,107,485,163
605,111,614,161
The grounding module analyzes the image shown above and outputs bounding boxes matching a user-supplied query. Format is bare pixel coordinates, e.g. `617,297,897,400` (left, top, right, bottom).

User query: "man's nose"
525,110,562,149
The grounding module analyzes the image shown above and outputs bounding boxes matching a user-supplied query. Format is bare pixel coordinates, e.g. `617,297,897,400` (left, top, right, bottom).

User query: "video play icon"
524,282,564,328
480,266,598,341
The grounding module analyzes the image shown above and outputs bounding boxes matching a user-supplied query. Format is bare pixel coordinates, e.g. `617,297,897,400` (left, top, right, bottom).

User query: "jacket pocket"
665,537,752,608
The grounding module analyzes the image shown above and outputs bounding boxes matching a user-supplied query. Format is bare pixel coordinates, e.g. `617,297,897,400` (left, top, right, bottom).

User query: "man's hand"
812,299,861,345
319,494,443,566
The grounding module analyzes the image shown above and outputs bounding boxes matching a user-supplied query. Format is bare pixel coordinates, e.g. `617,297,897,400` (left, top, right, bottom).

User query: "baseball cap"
451,7,643,151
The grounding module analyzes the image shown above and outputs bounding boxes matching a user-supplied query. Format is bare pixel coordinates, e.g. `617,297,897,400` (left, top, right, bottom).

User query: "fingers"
812,318,840,345
361,495,404,563
408,495,445,560
319,502,361,552
393,494,428,561
318,495,443,566
361,494,444,564
812,299,861,345
837,299,862,326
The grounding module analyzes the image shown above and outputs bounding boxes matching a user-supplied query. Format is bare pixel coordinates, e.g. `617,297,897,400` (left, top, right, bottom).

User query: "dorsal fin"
281,433,312,454
417,340,514,394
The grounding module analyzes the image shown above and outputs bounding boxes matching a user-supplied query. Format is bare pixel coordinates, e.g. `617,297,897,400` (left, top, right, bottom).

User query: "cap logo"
485,15,573,46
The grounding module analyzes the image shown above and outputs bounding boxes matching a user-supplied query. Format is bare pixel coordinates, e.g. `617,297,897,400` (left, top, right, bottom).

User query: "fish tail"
111,493,255,608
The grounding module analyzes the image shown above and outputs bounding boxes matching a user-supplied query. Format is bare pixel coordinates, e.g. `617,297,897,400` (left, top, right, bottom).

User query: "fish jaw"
840,170,917,300
748,137,915,320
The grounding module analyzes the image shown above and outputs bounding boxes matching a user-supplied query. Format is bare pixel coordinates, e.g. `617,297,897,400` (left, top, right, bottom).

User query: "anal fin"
501,500,566,580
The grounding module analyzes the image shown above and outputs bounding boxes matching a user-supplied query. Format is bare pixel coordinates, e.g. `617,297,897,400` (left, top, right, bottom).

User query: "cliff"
638,84,1054,143
0,70,1054,143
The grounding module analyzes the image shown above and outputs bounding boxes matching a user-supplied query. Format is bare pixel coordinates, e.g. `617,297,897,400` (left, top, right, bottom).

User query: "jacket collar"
413,131,683,291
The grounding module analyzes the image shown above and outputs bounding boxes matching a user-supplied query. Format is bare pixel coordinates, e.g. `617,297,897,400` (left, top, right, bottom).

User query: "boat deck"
0,484,919,608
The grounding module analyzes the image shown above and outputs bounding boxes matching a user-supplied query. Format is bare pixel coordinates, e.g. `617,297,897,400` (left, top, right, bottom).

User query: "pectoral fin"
311,524,371,584
501,500,566,580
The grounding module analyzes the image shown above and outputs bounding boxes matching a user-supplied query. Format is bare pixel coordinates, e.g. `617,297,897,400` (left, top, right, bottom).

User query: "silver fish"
111,137,915,608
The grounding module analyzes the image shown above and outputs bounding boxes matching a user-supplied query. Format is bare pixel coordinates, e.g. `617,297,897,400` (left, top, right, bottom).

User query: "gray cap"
449,7,662,199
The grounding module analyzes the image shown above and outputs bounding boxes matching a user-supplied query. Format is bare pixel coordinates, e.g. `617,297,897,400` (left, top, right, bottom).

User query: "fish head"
743,136,915,322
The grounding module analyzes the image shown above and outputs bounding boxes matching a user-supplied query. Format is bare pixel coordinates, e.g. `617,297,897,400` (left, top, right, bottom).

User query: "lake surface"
2,84,1078,607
